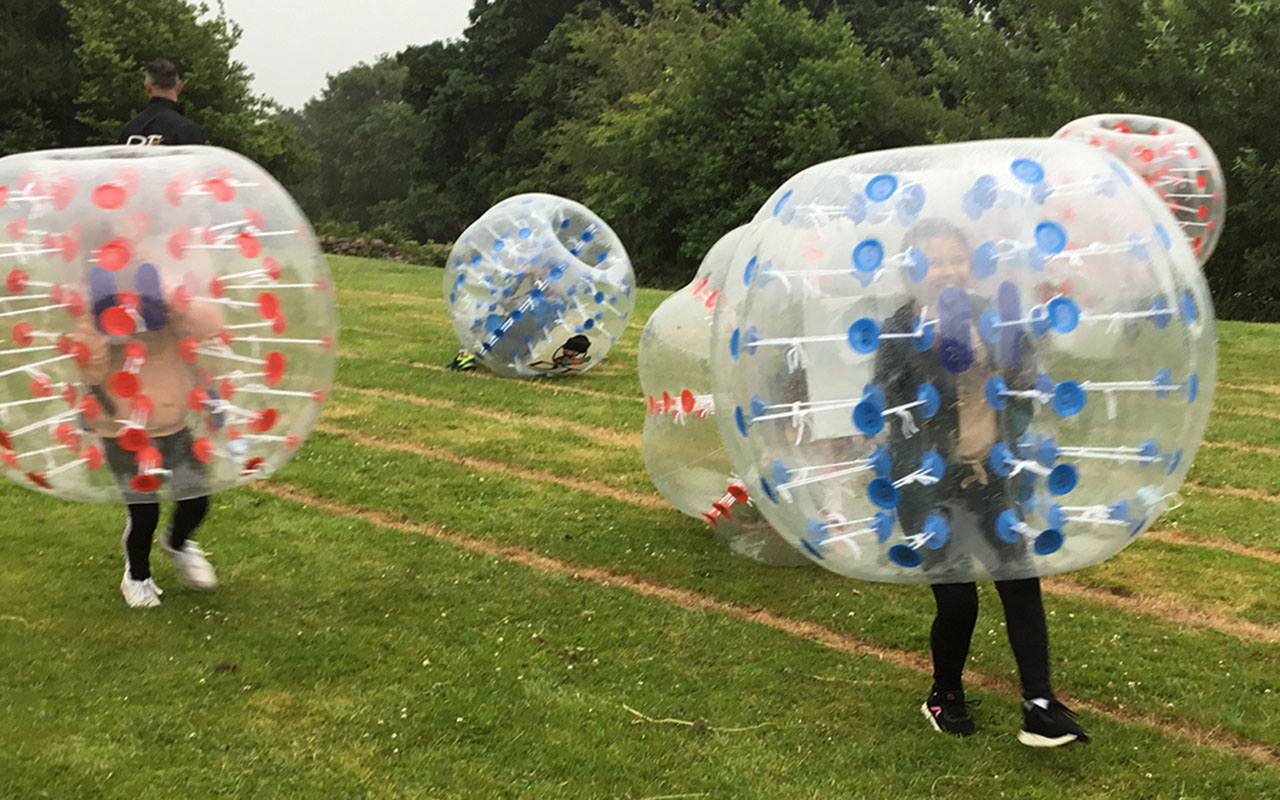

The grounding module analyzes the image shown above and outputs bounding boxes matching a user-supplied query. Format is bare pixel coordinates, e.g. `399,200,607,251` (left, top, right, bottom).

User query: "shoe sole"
120,585,162,608
1017,730,1086,748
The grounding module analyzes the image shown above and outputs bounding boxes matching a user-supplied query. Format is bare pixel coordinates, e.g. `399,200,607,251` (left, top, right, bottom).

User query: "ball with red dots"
1054,114,1225,265
0,145,336,503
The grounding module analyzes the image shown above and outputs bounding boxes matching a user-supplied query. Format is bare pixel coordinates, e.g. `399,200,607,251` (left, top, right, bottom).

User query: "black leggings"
122,497,209,580
929,578,1052,700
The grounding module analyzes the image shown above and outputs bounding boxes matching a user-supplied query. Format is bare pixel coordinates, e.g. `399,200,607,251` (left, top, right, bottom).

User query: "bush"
401,239,454,267
367,222,408,245
314,219,362,238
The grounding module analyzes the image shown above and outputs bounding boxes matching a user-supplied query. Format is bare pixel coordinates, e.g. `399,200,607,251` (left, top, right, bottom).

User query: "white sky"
217,0,475,109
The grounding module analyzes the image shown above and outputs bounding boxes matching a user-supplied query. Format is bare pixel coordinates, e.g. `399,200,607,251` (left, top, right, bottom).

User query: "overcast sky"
218,0,475,109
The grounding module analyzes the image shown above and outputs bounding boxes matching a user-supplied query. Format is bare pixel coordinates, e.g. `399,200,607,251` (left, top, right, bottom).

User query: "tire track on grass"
255,482,1280,771
314,423,665,510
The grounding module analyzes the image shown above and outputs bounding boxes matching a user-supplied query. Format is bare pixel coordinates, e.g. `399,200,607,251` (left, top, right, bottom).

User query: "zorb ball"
640,227,806,566
1054,114,1225,265
444,194,634,377
710,139,1216,583
0,145,336,503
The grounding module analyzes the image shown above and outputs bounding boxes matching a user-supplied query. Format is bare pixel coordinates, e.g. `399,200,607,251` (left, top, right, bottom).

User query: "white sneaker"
162,539,217,591
121,572,164,608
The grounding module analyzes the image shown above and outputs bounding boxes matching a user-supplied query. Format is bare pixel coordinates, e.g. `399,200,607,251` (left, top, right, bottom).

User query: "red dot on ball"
92,183,126,210
236,232,262,259
98,237,133,271
109,370,140,399
100,306,136,337
119,428,151,452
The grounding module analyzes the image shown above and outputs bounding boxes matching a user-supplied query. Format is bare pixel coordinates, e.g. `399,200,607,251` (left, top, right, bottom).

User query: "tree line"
4,0,1278,319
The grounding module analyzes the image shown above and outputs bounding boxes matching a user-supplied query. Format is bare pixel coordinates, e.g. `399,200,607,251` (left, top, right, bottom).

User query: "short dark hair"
145,59,180,89
902,217,969,253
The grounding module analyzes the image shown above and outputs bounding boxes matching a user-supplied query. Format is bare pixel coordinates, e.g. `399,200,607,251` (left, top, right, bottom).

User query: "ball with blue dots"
709,139,1216,583
443,194,635,377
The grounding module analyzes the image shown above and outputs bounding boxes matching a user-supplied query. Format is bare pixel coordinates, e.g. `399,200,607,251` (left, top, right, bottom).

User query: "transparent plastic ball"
443,194,634,377
710,139,1216,583
1054,114,1225,265
0,145,336,503
640,226,806,566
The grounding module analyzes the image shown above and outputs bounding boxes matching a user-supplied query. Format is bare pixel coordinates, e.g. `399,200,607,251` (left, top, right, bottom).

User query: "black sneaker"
921,688,977,737
1018,699,1091,747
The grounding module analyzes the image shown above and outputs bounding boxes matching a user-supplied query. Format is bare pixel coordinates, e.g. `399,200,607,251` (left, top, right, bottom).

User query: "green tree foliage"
391,0,960,284
1,0,310,185
0,1,86,154
396,0,589,238
288,57,425,230
541,0,959,283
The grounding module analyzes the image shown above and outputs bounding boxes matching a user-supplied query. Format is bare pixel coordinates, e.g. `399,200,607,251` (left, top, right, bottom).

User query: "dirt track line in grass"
334,385,642,449
1203,441,1280,456
255,482,1280,771
318,404,1279,567
345,327,398,339
1143,529,1280,565
338,349,640,403
1186,481,1280,505
1219,382,1280,396
329,425,1275,641
336,287,434,305
1043,576,1280,644
313,423,666,510
1213,407,1280,422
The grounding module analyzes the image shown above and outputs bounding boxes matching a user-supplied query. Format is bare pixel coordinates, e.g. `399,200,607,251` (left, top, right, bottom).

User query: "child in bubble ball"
75,263,223,608
874,218,1089,747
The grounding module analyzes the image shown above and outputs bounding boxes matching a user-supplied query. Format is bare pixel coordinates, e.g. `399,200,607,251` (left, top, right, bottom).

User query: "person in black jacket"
873,218,1089,747
118,59,204,146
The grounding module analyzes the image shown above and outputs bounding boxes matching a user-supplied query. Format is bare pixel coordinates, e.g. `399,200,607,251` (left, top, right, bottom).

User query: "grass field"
1,255,1278,799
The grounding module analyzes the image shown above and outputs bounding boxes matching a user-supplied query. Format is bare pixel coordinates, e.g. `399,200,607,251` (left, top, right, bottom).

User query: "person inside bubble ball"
873,218,1089,746
73,261,224,608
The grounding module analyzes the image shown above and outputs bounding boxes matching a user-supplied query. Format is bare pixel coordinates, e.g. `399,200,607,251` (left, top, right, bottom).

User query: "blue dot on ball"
1011,158,1045,184
1034,221,1067,255
773,189,794,218
852,239,885,273
866,174,898,202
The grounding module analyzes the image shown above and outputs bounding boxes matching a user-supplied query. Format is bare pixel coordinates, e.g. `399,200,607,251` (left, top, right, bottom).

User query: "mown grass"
1,255,1277,798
